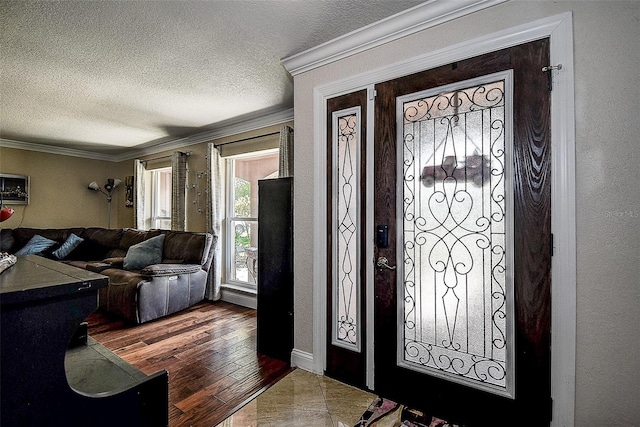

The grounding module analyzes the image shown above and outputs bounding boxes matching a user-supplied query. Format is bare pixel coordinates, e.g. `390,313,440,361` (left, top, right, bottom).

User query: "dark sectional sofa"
0,227,216,324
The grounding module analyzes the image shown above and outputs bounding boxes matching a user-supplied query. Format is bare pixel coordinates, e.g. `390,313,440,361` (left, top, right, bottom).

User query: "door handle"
376,256,396,270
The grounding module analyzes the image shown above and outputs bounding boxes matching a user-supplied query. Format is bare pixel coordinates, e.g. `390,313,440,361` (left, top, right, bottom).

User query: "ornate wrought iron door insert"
396,71,515,397
332,107,362,352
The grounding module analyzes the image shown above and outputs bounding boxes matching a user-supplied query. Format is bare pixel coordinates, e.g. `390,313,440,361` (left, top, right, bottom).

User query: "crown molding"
114,107,293,162
1,108,294,163
0,138,116,162
281,0,507,76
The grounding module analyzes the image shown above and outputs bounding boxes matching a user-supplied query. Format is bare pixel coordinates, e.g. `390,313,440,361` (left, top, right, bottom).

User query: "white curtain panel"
134,159,146,230
205,143,223,301
171,152,187,231
278,125,294,177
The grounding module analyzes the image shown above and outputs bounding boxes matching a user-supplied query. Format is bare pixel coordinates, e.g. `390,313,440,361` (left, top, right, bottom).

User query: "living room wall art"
0,173,30,204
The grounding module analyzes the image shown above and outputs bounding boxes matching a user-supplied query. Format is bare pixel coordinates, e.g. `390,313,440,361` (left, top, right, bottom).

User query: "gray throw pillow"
52,233,84,260
123,234,165,270
15,235,57,255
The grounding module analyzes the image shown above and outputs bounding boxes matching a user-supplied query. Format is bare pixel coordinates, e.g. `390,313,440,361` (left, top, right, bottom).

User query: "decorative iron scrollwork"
334,111,360,350
400,79,510,389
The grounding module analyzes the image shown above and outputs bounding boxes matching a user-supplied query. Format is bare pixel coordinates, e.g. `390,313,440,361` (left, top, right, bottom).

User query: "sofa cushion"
102,257,124,269
98,268,143,323
80,228,123,250
67,238,110,261
123,234,165,271
15,235,57,255
52,233,84,260
163,231,210,265
119,229,162,251
12,228,66,250
84,261,114,273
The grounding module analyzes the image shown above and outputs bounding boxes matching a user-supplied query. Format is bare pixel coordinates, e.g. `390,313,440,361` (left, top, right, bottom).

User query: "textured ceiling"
0,0,424,155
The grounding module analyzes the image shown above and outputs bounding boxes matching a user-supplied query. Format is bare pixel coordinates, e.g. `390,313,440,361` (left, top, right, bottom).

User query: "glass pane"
157,170,172,217
231,220,258,285
233,153,279,218
234,177,251,218
156,219,171,230
332,108,361,352
150,169,172,230
228,151,278,286
398,75,513,395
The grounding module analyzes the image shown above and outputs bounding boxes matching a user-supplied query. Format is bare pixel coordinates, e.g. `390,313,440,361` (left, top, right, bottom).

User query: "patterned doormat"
354,397,460,427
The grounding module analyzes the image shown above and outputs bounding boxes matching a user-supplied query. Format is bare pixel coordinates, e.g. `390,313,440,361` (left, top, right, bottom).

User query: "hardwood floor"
87,300,292,427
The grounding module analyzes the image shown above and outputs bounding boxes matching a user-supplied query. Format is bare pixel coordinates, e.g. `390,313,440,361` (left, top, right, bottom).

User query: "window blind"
217,132,279,157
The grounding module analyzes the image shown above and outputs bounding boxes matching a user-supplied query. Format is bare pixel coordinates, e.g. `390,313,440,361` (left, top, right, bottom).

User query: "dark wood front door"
373,40,552,426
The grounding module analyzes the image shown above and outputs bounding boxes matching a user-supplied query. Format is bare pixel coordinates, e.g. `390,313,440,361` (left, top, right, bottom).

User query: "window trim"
224,148,279,290
150,166,172,230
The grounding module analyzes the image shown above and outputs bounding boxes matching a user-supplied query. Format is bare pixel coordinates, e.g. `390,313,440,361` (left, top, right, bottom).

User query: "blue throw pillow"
15,235,58,255
52,233,84,260
123,234,165,270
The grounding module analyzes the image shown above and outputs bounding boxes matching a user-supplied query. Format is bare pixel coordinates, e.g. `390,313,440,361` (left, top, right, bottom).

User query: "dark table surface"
0,254,108,305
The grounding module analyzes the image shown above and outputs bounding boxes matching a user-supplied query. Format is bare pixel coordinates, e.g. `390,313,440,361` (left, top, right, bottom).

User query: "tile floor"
216,369,376,427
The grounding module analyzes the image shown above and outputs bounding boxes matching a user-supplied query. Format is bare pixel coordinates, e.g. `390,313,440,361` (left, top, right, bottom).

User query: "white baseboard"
290,349,319,374
220,286,257,309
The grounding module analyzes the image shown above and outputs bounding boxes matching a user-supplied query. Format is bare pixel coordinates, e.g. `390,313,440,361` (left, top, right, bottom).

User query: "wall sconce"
88,178,121,228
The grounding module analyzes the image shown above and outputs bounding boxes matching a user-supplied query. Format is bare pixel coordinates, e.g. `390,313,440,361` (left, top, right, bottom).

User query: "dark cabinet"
0,255,168,427
257,177,293,363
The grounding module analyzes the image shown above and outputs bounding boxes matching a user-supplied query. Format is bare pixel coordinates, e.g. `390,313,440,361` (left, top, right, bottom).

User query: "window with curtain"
225,149,279,287
138,166,172,230
207,127,291,299
135,151,186,231
149,167,172,229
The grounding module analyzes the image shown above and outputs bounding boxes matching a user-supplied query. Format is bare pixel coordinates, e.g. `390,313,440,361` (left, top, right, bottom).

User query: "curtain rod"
140,151,190,163
213,131,279,149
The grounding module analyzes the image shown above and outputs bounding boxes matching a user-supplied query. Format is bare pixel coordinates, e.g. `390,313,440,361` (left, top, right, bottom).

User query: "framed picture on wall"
0,173,30,204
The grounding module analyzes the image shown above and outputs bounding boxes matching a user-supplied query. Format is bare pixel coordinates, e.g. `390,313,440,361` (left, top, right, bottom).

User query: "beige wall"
0,147,130,228
292,1,639,425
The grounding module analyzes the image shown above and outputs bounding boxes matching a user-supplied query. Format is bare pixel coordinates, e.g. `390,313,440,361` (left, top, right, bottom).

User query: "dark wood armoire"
257,177,293,363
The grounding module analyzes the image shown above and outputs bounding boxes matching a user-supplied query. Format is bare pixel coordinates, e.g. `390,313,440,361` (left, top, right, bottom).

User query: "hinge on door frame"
542,64,562,91
369,88,377,100
549,397,554,421
550,233,554,257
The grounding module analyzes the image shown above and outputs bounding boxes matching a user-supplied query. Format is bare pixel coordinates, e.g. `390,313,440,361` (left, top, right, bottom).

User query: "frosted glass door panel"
397,72,515,397
332,107,362,352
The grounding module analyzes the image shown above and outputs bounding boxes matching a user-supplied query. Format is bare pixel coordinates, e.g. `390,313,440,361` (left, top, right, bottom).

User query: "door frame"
309,12,576,427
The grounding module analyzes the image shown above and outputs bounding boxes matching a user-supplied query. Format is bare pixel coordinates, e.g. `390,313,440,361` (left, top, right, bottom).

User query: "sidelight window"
331,107,362,353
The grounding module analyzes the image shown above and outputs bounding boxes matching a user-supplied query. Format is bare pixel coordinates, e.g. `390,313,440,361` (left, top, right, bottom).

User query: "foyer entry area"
325,39,554,426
